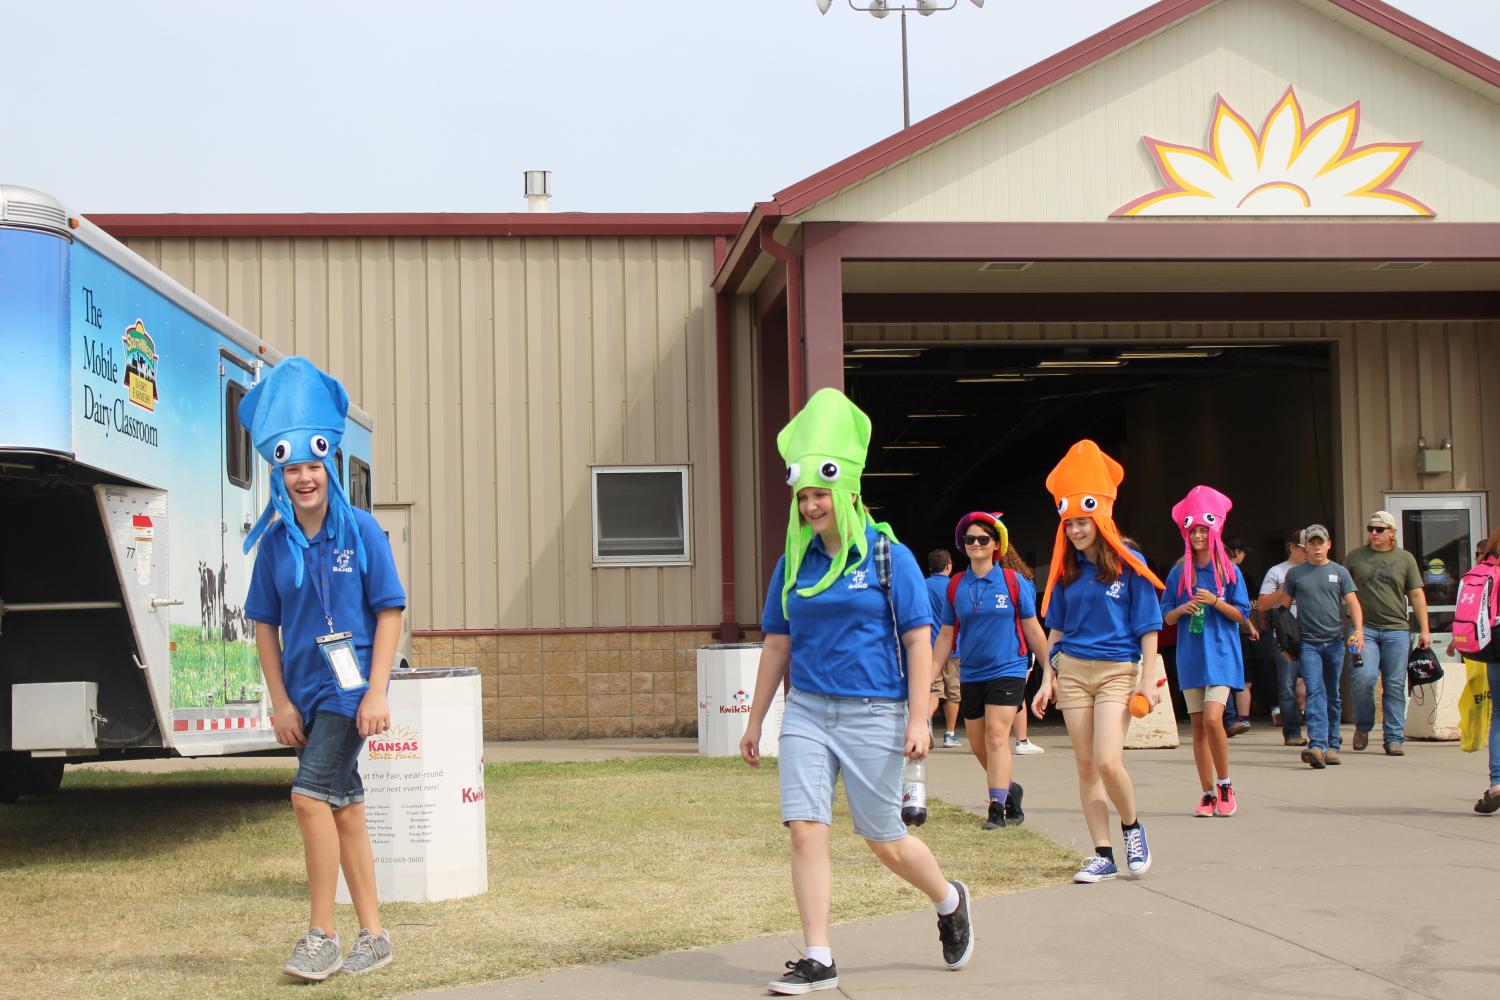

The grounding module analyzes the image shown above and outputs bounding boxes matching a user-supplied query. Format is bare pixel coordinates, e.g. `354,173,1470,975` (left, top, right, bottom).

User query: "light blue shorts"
779,687,909,842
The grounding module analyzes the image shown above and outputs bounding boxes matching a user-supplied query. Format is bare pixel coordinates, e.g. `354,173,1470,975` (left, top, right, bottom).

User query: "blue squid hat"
239,356,366,585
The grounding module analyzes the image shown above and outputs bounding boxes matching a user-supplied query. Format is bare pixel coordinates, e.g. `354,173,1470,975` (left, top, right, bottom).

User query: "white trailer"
0,185,378,800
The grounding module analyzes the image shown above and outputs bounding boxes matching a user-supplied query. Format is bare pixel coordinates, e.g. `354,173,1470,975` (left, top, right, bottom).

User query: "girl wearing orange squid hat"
1032,440,1165,884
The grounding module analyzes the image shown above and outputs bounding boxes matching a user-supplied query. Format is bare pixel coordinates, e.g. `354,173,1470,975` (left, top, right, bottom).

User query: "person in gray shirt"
1261,524,1364,769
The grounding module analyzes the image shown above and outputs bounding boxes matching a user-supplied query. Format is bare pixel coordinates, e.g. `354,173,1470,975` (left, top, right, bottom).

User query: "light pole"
817,0,986,129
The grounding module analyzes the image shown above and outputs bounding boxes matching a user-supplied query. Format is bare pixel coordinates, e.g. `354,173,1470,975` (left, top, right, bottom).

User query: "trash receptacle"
336,667,487,903
696,643,783,757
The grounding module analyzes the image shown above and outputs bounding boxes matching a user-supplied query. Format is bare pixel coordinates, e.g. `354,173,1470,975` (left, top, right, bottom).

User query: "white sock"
935,883,960,915
805,946,833,967
1217,777,1232,788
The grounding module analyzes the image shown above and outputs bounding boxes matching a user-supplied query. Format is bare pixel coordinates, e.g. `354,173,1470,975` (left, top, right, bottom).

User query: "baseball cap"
1304,523,1330,541
1368,510,1397,530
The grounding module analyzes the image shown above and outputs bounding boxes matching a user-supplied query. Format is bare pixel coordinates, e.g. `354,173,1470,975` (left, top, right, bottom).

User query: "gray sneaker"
282,928,342,981
343,928,393,975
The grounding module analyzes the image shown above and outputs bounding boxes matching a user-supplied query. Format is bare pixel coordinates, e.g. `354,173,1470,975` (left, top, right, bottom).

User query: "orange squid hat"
1039,439,1164,615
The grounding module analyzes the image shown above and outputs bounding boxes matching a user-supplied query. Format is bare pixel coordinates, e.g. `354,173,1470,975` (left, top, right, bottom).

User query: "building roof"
714,0,1500,292
88,212,747,240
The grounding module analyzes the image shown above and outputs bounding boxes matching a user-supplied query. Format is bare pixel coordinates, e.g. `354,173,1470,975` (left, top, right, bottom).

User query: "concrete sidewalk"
411,725,1500,1000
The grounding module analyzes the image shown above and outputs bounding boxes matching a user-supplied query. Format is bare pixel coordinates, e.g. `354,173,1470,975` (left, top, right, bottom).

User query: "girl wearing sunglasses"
932,512,1050,830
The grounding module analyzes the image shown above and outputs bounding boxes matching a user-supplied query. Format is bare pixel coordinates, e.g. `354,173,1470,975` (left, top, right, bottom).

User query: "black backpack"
1268,605,1301,656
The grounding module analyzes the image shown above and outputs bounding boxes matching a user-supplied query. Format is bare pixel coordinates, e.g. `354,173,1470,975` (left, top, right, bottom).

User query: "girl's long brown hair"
1058,531,1121,587
1001,545,1035,581
1480,528,1500,561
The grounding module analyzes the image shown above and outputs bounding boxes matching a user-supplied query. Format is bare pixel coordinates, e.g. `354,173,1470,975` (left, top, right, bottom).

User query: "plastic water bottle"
901,759,928,827
1189,605,1206,635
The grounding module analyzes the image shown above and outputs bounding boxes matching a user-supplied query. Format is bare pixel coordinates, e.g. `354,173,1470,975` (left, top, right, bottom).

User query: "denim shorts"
292,711,366,809
778,687,908,842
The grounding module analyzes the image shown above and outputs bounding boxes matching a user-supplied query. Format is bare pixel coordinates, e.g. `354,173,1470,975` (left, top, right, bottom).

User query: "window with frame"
348,456,373,512
592,466,690,565
225,381,254,489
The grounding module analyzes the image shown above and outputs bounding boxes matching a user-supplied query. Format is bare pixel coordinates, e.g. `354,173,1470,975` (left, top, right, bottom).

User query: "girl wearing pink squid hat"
1160,485,1251,818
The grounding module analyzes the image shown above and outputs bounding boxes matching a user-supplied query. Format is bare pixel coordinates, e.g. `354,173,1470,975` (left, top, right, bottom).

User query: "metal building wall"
124,234,724,632
791,0,1500,224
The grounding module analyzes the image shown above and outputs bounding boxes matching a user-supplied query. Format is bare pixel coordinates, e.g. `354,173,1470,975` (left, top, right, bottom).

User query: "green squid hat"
776,387,897,613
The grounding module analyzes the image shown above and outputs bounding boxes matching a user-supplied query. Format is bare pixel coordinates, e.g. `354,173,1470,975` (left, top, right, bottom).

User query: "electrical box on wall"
1417,449,1453,474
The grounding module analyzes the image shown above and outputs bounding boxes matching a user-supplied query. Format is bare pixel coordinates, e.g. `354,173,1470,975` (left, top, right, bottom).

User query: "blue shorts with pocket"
292,711,366,810
778,687,908,842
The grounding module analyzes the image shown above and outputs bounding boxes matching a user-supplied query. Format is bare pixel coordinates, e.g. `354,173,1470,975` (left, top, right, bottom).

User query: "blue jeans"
1277,651,1304,739
1489,664,1500,787
1299,638,1346,752
1353,627,1410,745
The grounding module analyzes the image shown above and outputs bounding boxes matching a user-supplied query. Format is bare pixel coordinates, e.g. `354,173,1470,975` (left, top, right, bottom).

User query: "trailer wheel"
19,758,65,796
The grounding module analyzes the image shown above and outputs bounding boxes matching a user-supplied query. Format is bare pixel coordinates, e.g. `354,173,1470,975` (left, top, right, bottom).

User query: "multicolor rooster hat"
776,387,896,614
1040,439,1164,615
955,511,1009,558
1172,485,1235,598
239,356,367,586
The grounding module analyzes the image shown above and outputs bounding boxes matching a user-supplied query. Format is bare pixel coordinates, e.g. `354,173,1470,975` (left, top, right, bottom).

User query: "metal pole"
900,6,911,128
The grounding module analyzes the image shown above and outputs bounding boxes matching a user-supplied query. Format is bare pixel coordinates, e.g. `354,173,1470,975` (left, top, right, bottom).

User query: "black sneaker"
982,800,1006,830
1004,782,1025,825
936,880,974,970
768,958,838,995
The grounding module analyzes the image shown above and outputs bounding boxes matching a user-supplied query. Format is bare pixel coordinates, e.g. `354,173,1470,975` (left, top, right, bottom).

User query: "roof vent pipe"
523,170,551,213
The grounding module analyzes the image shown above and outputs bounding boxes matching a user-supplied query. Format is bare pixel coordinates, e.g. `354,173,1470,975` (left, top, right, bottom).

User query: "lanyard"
308,533,336,633
968,574,993,616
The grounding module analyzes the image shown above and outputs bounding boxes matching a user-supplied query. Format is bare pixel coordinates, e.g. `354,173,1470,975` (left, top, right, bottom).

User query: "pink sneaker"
1194,792,1216,818
1216,783,1237,817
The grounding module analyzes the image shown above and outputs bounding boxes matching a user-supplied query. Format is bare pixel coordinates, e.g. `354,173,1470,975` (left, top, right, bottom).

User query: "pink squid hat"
1171,484,1234,597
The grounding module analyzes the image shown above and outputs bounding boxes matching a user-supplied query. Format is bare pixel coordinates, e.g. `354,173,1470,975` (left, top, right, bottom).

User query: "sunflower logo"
1113,87,1432,218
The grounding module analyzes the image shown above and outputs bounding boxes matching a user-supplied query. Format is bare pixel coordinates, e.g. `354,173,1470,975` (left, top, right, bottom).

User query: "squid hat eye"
272,439,292,464
1056,497,1069,515
1080,495,1099,512
1203,512,1219,525
818,460,841,483
785,462,801,486
1181,514,1194,529
310,434,331,458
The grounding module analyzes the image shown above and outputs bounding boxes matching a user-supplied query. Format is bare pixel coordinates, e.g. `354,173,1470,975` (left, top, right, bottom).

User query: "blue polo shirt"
1044,551,1163,662
245,508,406,719
1161,560,1249,690
925,574,949,645
940,568,1036,682
761,525,933,700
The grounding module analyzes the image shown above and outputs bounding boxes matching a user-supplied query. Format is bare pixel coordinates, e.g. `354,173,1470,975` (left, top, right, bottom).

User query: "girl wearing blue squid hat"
739,388,975,995
242,357,406,981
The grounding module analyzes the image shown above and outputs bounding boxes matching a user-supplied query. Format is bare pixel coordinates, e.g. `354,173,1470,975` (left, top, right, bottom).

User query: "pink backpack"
1452,556,1500,660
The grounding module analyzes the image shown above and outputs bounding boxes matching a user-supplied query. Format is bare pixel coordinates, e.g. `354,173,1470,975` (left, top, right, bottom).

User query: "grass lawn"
0,757,1078,999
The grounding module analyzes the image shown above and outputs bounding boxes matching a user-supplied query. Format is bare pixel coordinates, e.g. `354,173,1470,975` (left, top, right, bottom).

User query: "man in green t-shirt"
1344,510,1431,756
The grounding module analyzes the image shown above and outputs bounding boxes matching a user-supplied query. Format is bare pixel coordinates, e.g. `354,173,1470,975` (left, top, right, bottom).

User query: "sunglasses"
1366,525,1391,534
962,535,994,547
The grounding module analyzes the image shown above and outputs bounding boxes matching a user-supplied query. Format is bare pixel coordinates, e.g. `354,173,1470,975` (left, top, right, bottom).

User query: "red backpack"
946,568,1028,655
1453,556,1500,661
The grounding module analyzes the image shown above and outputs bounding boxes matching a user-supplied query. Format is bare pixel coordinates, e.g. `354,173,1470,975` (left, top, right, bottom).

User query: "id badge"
316,631,366,692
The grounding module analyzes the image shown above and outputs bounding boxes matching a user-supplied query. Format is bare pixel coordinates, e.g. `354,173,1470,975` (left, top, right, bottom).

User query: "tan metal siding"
125,233,725,631
794,0,1500,223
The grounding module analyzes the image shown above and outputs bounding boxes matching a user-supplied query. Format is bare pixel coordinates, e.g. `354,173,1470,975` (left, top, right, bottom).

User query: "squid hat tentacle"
776,387,895,615
1040,439,1164,616
1171,484,1234,597
955,511,1009,558
238,356,367,587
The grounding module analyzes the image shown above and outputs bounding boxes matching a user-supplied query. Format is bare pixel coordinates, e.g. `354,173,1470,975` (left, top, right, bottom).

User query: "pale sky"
2,0,1494,214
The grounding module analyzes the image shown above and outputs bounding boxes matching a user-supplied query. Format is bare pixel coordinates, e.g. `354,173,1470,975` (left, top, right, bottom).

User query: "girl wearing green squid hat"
739,388,975,995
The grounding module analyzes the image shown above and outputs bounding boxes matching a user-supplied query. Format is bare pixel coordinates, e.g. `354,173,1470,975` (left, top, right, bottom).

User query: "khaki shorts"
929,658,960,700
1055,652,1139,710
1183,685,1232,714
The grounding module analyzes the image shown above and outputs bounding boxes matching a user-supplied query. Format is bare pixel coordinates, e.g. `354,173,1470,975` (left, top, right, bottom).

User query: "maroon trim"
414,625,721,637
714,236,741,644
760,225,805,412
713,204,769,293
89,212,746,239
844,291,1500,324
813,221,1500,261
802,228,845,394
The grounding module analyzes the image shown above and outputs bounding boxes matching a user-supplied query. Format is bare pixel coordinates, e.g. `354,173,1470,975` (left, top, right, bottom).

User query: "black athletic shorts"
959,676,1026,719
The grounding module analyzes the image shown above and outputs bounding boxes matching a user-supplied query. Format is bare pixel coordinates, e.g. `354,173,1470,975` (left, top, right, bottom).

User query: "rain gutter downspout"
758,224,804,413
713,236,740,643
